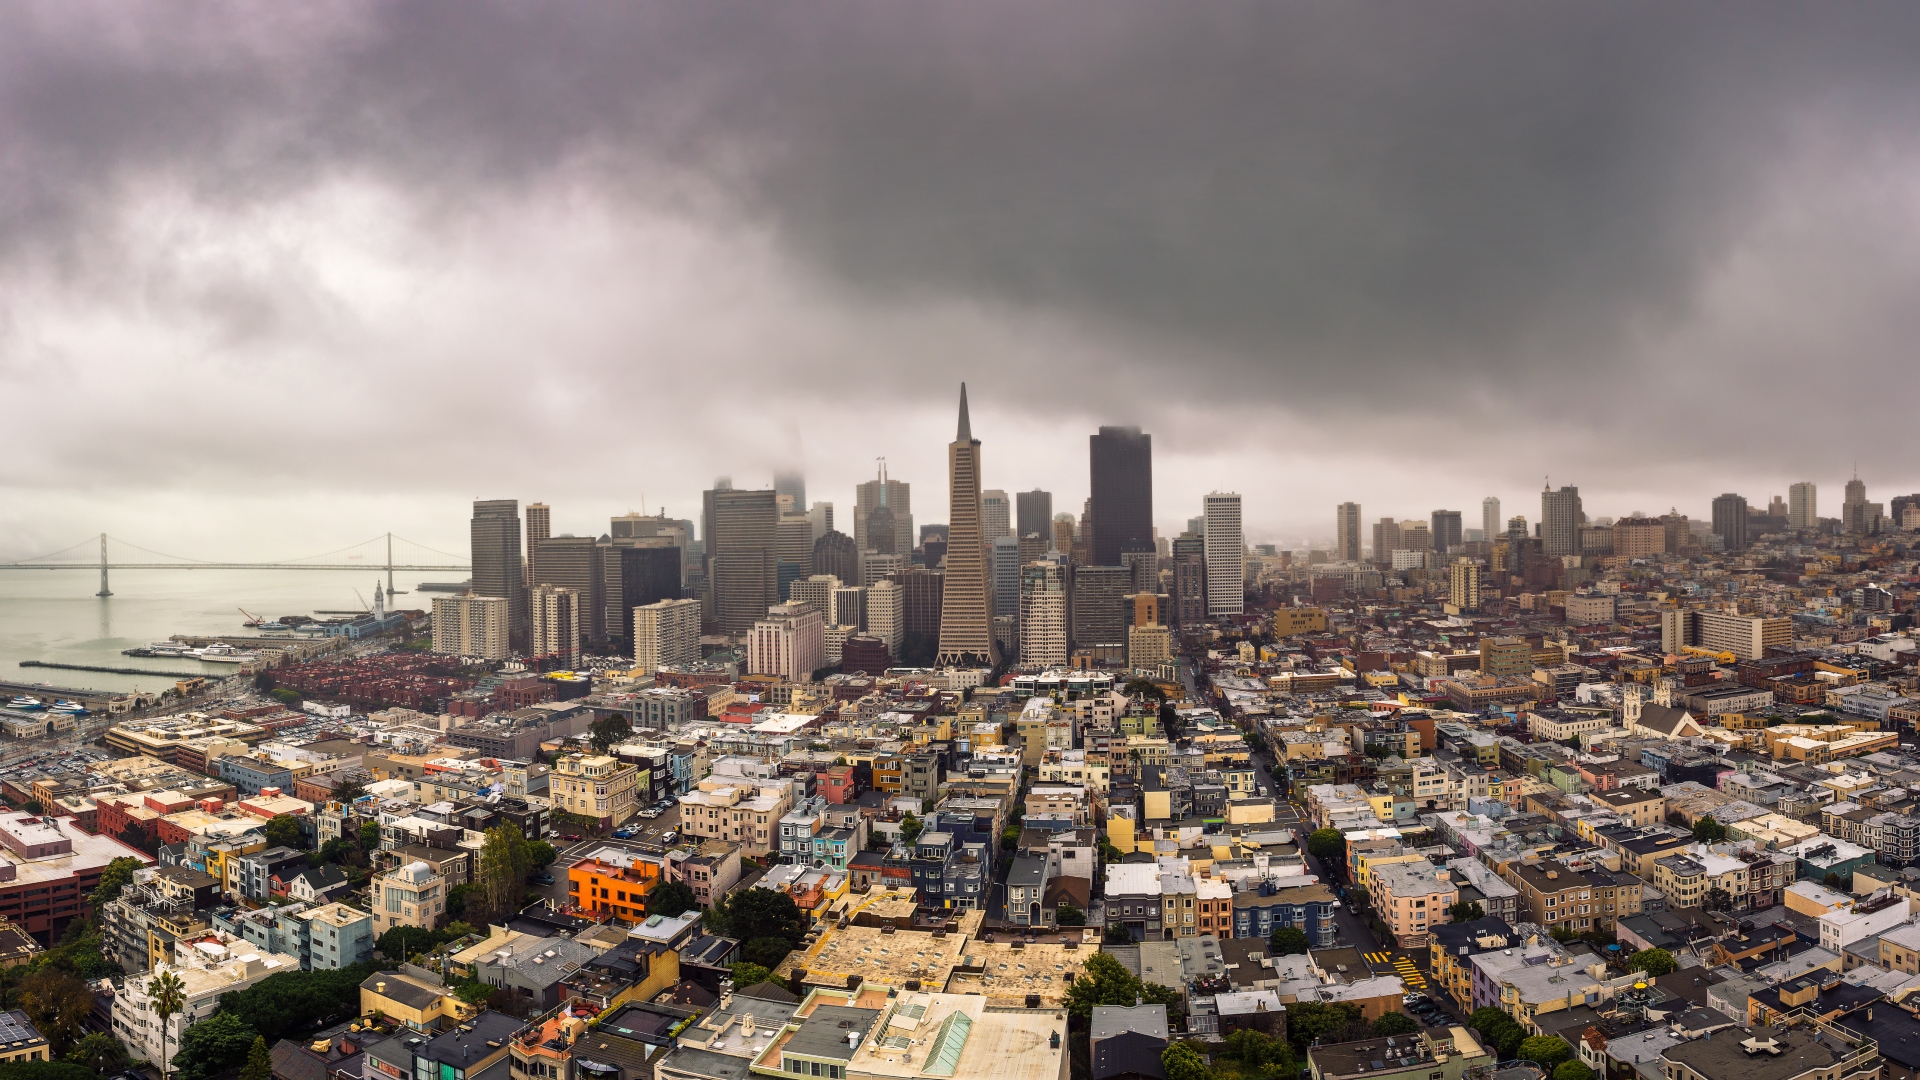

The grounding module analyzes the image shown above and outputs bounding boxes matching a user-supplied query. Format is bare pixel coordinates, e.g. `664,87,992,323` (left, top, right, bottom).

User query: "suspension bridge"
0,533,470,596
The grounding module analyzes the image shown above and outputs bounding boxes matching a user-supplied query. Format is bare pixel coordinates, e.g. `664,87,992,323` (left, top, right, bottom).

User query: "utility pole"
96,533,111,597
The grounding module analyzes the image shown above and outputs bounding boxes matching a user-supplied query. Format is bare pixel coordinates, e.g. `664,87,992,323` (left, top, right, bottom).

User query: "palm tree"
148,970,186,1080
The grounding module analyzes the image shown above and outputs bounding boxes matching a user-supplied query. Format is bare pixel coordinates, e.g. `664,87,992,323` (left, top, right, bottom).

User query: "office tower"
1122,550,1158,595
1020,562,1069,668
707,487,779,634
1789,482,1817,530
1125,592,1168,627
1662,608,1791,661
807,502,834,541
1335,503,1362,563
1089,426,1154,567
832,585,867,631
533,536,606,643
1372,518,1401,563
1446,559,1482,615
920,524,949,546
470,499,527,650
900,567,945,636
530,584,580,667
1399,521,1430,554
991,536,1022,634
524,503,551,586
1711,493,1750,552
1430,510,1462,554
1018,532,1048,566
777,514,815,598
747,603,825,680
865,500,898,555
1481,498,1501,543
812,530,858,585
1541,485,1582,557
982,490,1012,542
1766,495,1787,519
1186,516,1204,537
700,477,731,577
431,595,509,659
1507,516,1528,541
1613,518,1666,558
790,575,839,620
1051,514,1076,556
868,579,905,656
774,472,806,514
823,623,852,665
611,512,693,587
1128,624,1172,671
1017,490,1053,540
1171,535,1205,627
1074,500,1095,566
1203,493,1244,616
633,598,701,673
935,385,999,667
859,551,907,587
1071,564,1130,654
1843,474,1882,535
855,465,913,555
604,543,679,646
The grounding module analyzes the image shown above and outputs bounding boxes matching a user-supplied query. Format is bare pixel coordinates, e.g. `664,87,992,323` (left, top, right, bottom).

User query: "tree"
65,1033,129,1074
88,856,143,911
1103,922,1135,945
216,961,382,1046
476,824,534,922
528,840,558,869
20,800,43,815
359,820,382,851
647,881,699,918
1307,829,1345,867
1518,1037,1573,1070
1703,887,1733,913
239,1036,273,1080
1554,1063,1595,1080
331,777,368,806
1002,824,1024,850
1468,1007,1525,1058
744,937,794,969
379,925,443,962
1269,926,1310,955
170,1011,259,1080
900,814,924,845
1223,1028,1293,1074
1373,1014,1419,1036
1691,816,1728,843
19,970,95,1054
1627,948,1676,977
1065,952,1182,1022
1162,1043,1210,1080
1125,679,1168,704
729,962,773,988
590,715,633,754
1448,901,1485,923
147,970,186,1080
263,814,305,851
722,888,808,949
1056,904,1087,926
1284,1001,1366,1050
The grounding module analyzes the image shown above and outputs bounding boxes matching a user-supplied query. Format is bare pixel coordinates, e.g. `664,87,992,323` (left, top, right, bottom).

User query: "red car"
558,833,582,841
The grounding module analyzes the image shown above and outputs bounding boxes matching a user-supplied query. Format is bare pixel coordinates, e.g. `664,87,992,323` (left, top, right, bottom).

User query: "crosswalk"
1364,952,1394,964
1364,952,1428,990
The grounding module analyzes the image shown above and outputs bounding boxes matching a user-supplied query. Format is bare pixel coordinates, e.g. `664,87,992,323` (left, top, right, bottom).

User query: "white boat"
193,643,259,664
7,697,43,710
148,642,194,656
51,701,86,714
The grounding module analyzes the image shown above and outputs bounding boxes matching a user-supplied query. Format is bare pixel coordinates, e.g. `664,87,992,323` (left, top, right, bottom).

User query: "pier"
19,660,210,679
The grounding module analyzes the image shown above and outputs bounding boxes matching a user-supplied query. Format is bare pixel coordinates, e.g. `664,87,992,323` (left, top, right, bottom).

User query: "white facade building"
747,603,826,680
430,595,510,659
1203,492,1244,616
633,597,701,673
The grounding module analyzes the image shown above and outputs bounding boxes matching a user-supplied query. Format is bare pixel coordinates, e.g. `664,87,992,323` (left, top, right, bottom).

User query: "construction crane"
238,607,265,627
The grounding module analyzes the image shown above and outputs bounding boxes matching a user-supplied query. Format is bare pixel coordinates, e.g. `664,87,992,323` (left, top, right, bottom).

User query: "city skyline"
10,8,1920,555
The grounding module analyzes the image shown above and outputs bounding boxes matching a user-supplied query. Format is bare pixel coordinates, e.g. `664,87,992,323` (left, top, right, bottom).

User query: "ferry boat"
7,697,44,710
193,643,259,664
147,641,194,656
51,701,86,715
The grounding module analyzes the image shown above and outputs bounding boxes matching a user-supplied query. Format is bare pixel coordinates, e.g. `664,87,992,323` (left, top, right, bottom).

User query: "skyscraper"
524,503,551,586
470,499,527,651
991,535,1022,639
1541,485,1582,557
807,502,834,541
982,490,1012,542
1842,474,1881,535
533,536,606,643
1020,561,1069,667
1203,493,1244,617
1335,503,1362,563
1481,497,1501,544
855,465,913,555
530,584,579,667
811,530,858,585
1171,535,1205,628
774,472,806,514
1788,482,1817,530
1711,493,1750,552
431,595,509,659
935,385,999,667
1051,514,1076,556
707,487,779,634
1430,510,1462,554
1447,559,1482,614
1016,490,1053,541
1071,565,1131,656
1089,426,1154,567
633,597,700,673
604,543,680,646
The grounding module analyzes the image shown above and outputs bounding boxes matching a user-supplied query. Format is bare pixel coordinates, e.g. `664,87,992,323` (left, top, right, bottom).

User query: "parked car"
531,873,555,886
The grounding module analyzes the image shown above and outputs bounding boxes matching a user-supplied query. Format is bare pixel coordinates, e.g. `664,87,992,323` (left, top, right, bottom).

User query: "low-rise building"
369,860,445,935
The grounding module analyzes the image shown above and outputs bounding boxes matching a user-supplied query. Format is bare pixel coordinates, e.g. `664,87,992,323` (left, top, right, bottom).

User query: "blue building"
213,900,374,970
1230,880,1338,946
217,754,294,797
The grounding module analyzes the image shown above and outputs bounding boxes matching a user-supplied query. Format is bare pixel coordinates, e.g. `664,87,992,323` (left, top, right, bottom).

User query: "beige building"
1128,624,1172,670
430,595,510,659
633,598,701,673
1020,562,1069,667
678,778,794,857
370,861,445,934
552,753,640,828
935,385,999,667
530,584,580,666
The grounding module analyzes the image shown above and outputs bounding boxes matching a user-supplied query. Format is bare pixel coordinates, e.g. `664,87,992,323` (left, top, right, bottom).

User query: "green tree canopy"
64,1033,130,1074
1373,1014,1419,1036
719,888,808,948
18,971,95,1055
1307,829,1346,865
900,814,924,844
216,961,381,1045
1285,1001,1366,1050
743,936,795,969
1269,926,1310,955
1223,1028,1294,1073
239,1036,274,1080
1448,900,1485,923
262,814,304,851
590,715,633,753
1468,1007,1525,1058
378,925,444,963
358,820,382,850
528,840,558,869
1056,904,1086,926
1627,948,1677,977
475,824,534,921
1691,816,1728,843
729,961,773,988
1065,952,1182,1022
1162,1043,1210,1080
1554,1062,1595,1080
87,856,143,910
647,881,699,918
1518,1037,1574,1070
171,1011,259,1080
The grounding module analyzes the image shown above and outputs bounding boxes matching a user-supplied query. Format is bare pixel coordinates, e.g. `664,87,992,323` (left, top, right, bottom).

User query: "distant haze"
3,3,1918,558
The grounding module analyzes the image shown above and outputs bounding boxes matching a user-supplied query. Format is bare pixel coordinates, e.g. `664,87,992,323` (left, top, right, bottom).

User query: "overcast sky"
5,3,1920,561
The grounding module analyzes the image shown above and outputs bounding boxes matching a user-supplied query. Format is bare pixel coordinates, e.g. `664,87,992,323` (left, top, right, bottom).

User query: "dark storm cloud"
5,2,1920,552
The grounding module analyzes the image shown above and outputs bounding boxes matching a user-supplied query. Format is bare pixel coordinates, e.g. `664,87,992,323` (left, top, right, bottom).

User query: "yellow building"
1273,608,1329,637
552,752,640,827
360,969,477,1031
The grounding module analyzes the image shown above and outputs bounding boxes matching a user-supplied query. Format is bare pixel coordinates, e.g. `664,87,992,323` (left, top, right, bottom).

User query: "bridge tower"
95,533,111,598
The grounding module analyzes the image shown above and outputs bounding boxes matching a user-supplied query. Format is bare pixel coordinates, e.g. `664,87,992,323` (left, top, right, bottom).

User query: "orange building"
568,856,660,922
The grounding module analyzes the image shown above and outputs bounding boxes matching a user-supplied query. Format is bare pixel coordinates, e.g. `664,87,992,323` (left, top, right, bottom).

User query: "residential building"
552,753,641,829
370,861,444,934
1541,485,1582,557
530,584,580,667
634,597,702,673
1336,503,1362,563
112,932,301,1068
1021,562,1070,667
748,603,826,681
1370,860,1457,948
430,595,510,659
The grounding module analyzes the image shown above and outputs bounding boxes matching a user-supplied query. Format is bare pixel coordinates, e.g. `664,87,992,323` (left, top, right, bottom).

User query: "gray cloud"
4,2,1920,556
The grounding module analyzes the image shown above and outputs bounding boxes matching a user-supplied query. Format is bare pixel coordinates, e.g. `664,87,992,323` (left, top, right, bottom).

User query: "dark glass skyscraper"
1430,510,1463,553
470,499,527,650
1016,490,1053,541
707,487,778,634
1712,493,1750,552
1089,426,1153,567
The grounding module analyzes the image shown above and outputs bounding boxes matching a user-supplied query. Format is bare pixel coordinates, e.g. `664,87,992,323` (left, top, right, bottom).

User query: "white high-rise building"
1481,497,1502,543
982,489,1012,542
859,550,907,588
530,584,580,667
1019,562,1069,668
1789,482,1817,530
867,579,905,656
747,603,825,680
832,585,867,631
1203,493,1244,616
431,595,510,659
633,597,701,673
789,575,840,620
